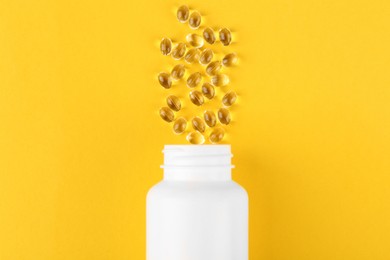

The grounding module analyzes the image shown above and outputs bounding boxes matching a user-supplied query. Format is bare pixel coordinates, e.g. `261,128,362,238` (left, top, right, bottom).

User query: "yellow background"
1,0,390,259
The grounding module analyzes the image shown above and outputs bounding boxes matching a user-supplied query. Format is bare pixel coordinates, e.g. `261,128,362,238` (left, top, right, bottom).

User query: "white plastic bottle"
147,145,248,260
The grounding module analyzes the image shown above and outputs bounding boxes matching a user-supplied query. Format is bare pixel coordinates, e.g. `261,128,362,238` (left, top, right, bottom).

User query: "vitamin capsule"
211,74,229,87
203,110,217,127
209,127,225,143
192,117,206,133
158,72,172,89
177,5,190,23
173,117,187,134
199,49,213,65
184,48,200,64
187,72,202,88
171,64,185,80
222,91,237,106
171,43,186,60
218,107,231,125
219,28,232,46
159,107,174,122
186,34,204,48
222,53,238,67
206,61,222,76
189,90,204,106
166,95,181,111
160,38,172,55
187,131,205,144
201,82,215,99
203,27,216,44
189,11,201,29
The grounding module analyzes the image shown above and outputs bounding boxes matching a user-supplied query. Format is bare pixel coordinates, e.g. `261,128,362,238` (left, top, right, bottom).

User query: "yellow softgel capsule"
166,95,181,111
222,91,237,106
189,11,201,29
201,82,215,99
160,107,175,122
222,53,238,67
158,72,172,89
171,43,186,60
203,110,216,127
206,61,222,76
171,64,185,80
189,90,204,106
209,127,225,143
160,38,172,55
219,28,232,46
173,117,187,134
211,74,229,87
187,131,205,144
177,5,190,23
184,48,200,64
218,107,231,125
203,27,216,44
186,34,204,48
187,72,202,88
192,116,206,133
199,48,213,65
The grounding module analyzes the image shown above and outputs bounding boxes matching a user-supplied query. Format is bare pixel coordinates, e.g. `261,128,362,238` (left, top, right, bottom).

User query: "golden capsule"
199,48,213,65
189,90,204,106
219,28,232,46
186,34,204,48
189,11,201,29
171,43,186,60
187,131,205,144
222,53,238,67
158,72,172,89
160,38,172,55
160,107,175,122
177,5,190,23
192,116,206,133
222,91,237,106
173,117,187,134
166,95,181,111
206,61,222,76
209,127,225,143
204,110,217,127
203,27,216,44
201,82,215,99
187,72,202,88
171,64,185,80
184,48,200,64
218,107,231,125
211,74,229,87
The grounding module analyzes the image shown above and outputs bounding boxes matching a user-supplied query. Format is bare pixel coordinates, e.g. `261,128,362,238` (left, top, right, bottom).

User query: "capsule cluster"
157,5,239,144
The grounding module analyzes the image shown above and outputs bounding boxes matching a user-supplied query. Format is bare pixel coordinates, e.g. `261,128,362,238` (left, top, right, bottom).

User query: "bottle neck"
164,167,232,181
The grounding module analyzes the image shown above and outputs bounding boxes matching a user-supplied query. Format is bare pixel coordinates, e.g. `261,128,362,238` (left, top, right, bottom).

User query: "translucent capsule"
204,110,217,127
158,72,172,89
199,49,213,65
209,127,225,143
166,95,181,111
173,117,187,134
187,131,205,144
177,5,190,23
218,107,231,125
219,28,232,46
189,90,204,106
189,11,201,29
171,64,185,80
222,91,237,106
211,74,229,87
206,61,222,76
192,116,206,133
187,72,202,88
184,48,200,64
201,82,215,99
171,43,186,60
160,38,172,55
186,34,204,48
203,27,216,44
160,107,174,122
222,53,238,67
